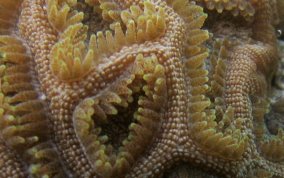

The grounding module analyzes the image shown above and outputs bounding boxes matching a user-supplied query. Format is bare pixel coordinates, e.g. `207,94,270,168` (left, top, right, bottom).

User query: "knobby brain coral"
0,0,284,178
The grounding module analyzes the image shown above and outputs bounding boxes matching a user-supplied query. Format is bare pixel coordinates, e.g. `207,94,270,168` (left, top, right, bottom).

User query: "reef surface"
0,0,284,177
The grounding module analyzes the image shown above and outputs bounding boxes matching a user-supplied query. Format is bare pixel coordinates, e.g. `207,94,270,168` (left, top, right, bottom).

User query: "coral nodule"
0,0,284,178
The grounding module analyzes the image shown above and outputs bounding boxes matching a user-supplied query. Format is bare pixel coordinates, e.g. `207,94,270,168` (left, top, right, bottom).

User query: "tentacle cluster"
49,0,167,81
1,0,284,177
195,0,258,19
254,97,284,162
47,0,83,32
0,35,65,177
99,0,125,22
186,39,248,159
74,54,167,177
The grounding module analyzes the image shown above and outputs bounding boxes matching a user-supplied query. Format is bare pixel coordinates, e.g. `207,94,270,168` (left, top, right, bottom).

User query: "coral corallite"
0,0,284,177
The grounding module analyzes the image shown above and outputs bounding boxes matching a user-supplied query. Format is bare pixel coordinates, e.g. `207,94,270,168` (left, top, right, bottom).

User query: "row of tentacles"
195,0,258,19
0,0,284,177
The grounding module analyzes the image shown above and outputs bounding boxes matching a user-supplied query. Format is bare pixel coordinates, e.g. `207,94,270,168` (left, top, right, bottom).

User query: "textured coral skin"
0,0,284,178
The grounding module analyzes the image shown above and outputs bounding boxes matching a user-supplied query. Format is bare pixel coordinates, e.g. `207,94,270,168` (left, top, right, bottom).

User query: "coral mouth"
73,54,167,177
97,93,140,150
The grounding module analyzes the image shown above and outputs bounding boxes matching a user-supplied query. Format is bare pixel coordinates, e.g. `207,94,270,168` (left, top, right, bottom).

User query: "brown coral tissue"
1,0,284,177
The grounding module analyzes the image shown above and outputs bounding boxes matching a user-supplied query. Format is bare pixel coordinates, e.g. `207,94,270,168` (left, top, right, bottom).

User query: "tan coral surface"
0,0,284,178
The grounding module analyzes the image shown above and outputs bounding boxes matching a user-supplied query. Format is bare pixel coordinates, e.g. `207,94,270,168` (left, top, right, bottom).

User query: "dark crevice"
162,163,223,178
94,92,141,151
72,1,111,39
265,102,284,136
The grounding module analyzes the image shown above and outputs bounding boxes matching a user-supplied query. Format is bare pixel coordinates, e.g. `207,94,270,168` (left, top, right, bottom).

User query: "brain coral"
0,0,284,178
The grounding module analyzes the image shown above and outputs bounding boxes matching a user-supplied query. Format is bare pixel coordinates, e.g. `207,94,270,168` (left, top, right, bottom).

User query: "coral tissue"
0,0,284,177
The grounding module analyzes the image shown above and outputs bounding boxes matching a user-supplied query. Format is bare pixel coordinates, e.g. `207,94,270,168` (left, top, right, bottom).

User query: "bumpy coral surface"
0,0,284,177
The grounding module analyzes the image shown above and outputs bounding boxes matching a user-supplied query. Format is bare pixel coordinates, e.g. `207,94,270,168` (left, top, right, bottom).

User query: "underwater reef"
0,0,284,177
